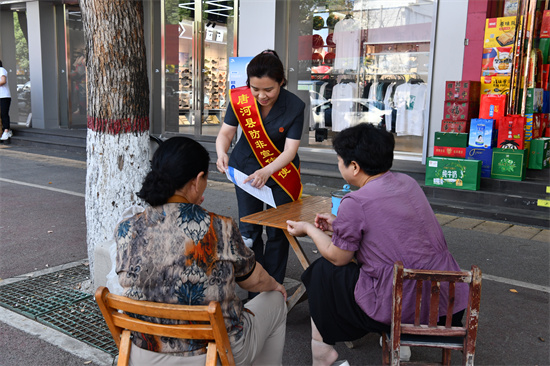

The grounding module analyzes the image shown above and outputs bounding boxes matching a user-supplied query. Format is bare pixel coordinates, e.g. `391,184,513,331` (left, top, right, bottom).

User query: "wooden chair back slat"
382,262,482,366
445,283,456,328
428,281,440,327
95,286,235,366
414,281,422,326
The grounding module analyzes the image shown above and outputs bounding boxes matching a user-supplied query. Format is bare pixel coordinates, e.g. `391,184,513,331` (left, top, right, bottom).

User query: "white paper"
225,166,277,208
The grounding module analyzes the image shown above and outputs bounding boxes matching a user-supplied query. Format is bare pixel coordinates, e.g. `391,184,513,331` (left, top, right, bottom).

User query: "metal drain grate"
0,265,92,318
37,297,118,356
29,264,91,289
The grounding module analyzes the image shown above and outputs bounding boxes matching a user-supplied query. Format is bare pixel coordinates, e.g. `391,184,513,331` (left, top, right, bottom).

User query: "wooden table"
240,195,331,312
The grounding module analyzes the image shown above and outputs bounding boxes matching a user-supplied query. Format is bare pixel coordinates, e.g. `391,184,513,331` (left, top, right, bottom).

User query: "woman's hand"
274,282,287,301
243,167,271,188
286,220,312,237
314,213,336,232
216,153,229,173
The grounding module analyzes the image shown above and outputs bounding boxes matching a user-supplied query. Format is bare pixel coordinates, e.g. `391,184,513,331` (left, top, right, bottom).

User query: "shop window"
295,0,435,155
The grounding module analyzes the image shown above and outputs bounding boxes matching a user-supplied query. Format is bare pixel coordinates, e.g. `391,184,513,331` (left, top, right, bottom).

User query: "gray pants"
128,291,287,366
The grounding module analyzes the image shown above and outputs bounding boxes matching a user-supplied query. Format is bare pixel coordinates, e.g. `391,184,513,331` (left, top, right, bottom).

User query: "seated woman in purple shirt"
286,123,468,365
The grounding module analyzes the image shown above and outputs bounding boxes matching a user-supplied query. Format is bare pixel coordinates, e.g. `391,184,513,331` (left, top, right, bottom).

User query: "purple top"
332,171,468,324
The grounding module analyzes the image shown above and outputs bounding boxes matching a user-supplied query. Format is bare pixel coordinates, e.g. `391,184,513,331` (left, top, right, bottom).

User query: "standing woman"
216,49,305,290
0,60,12,141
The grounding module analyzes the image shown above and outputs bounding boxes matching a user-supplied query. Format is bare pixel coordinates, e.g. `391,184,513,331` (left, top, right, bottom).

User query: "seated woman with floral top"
115,136,287,366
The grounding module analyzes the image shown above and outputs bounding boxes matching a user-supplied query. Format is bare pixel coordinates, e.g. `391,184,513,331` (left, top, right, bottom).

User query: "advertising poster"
229,57,254,89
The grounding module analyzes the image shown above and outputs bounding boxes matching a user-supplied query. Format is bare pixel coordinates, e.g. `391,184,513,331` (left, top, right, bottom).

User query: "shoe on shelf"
0,131,10,140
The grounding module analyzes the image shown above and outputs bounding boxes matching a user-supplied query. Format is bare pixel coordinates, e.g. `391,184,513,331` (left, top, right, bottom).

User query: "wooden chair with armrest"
95,286,235,366
381,261,482,366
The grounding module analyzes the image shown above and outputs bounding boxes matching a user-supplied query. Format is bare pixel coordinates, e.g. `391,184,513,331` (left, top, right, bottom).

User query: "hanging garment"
332,82,357,132
333,18,361,71
393,82,427,136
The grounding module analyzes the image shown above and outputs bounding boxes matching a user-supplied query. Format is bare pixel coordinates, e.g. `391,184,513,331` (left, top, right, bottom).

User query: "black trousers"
0,98,10,131
235,182,293,285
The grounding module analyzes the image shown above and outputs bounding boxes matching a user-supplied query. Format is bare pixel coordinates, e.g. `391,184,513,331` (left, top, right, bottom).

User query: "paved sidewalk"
0,144,549,365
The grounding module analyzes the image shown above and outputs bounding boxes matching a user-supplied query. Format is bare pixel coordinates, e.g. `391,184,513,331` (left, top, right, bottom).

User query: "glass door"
164,0,237,137
65,5,87,128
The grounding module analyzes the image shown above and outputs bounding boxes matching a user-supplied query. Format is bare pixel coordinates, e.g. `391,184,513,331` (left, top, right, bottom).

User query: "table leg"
286,283,307,312
283,231,310,270
283,230,311,312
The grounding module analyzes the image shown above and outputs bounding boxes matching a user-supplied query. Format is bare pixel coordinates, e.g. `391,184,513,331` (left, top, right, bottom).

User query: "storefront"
0,0,474,163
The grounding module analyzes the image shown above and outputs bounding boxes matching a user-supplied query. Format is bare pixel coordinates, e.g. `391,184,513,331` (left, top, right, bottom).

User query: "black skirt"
301,257,390,345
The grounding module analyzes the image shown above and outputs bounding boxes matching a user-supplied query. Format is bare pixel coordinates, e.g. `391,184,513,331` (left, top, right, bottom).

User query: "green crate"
491,148,528,180
425,157,481,191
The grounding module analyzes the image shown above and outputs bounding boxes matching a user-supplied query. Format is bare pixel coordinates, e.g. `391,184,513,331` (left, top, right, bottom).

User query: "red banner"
229,86,302,201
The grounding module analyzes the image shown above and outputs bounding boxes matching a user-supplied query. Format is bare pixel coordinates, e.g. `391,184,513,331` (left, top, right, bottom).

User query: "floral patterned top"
115,202,256,356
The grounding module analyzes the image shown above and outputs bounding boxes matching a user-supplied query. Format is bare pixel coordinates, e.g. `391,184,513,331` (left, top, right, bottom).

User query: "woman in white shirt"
0,60,12,141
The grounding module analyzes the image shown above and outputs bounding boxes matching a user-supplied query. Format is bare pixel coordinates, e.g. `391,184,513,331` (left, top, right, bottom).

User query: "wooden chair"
381,261,482,366
95,286,235,366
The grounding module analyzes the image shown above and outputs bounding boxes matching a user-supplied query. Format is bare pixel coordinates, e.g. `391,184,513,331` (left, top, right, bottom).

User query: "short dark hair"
332,123,394,175
137,137,210,206
0,60,3,67
246,49,287,87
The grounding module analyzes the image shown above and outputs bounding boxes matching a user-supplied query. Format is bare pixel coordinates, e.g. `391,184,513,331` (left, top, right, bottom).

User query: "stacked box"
445,81,481,101
469,118,497,148
466,146,493,178
444,101,480,121
434,132,468,158
441,120,470,133
528,138,550,169
491,148,528,180
426,157,482,191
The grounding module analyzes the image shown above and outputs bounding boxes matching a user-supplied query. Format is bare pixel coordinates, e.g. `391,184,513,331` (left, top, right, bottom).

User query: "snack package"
503,0,519,17
482,47,513,76
497,115,525,149
480,75,510,95
484,17,517,48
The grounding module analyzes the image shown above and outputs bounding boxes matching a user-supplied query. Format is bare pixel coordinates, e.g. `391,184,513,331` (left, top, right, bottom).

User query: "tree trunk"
80,0,150,285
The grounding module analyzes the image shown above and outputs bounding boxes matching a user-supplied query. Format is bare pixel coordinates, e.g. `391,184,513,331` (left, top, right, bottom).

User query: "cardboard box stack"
427,81,483,190
428,6,550,191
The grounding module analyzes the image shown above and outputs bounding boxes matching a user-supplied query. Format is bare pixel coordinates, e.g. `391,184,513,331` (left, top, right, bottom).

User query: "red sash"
229,86,302,201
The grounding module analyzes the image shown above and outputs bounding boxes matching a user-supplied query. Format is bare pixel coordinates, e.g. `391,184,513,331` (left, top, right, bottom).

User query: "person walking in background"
215,49,306,294
0,60,12,141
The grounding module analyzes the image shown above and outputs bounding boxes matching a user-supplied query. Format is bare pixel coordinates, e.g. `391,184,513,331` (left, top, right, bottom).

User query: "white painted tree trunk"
80,0,150,286
85,130,149,284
